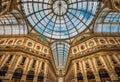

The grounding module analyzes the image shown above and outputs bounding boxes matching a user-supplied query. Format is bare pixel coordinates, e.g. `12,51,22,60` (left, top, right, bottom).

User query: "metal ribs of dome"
20,0,100,40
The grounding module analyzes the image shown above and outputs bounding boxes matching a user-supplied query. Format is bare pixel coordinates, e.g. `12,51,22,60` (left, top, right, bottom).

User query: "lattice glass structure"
94,8,120,33
20,0,100,40
0,11,28,35
51,42,70,68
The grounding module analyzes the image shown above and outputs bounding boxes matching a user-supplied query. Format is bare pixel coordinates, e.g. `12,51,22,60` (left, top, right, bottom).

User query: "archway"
0,66,8,76
38,72,44,82
87,71,96,82
77,72,84,82
99,69,111,82
115,67,120,79
12,68,23,82
26,70,34,82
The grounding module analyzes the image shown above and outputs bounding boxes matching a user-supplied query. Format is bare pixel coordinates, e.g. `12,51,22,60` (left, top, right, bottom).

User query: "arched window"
94,8,120,33
26,70,34,80
0,66,8,76
115,67,120,77
99,69,111,81
87,71,95,80
38,72,44,81
12,68,23,79
77,72,83,81
99,69,110,78
0,10,28,35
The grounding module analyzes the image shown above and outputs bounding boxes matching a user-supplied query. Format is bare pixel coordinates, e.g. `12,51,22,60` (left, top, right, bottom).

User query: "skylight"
0,12,28,35
20,0,100,40
51,42,70,68
94,8,120,33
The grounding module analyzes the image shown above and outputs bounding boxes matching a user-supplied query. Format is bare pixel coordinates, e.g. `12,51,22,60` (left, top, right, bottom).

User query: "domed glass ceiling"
20,0,100,40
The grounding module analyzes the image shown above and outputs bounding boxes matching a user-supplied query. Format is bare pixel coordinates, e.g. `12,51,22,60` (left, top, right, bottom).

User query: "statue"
0,0,10,15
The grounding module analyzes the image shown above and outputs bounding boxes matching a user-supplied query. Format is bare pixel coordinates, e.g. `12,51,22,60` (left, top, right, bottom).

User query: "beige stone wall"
65,34,120,82
65,51,120,82
0,35,57,82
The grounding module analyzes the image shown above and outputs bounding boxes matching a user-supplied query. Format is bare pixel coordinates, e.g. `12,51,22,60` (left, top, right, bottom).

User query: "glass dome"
20,0,100,39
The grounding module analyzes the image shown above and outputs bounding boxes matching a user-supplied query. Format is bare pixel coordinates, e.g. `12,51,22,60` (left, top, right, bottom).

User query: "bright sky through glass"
94,8,120,33
51,42,70,68
20,0,99,40
0,13,28,35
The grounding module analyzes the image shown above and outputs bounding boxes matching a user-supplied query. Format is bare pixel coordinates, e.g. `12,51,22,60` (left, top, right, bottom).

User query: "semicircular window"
0,10,28,35
20,0,100,39
94,8,120,33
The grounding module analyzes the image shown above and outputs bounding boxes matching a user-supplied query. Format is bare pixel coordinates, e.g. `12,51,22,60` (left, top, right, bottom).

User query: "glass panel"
20,0,100,40
51,42,70,68
0,12,28,35
94,8,120,33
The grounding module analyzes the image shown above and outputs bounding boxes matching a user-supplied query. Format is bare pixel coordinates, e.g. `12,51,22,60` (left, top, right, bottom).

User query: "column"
0,54,9,68
89,57,101,82
74,62,78,82
114,54,120,64
102,55,118,82
43,62,48,82
20,58,33,82
106,55,119,81
33,61,42,82
4,55,20,82
79,61,88,82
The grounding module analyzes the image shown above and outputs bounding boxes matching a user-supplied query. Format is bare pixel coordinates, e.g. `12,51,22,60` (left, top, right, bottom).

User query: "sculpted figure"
0,0,10,15
112,0,120,12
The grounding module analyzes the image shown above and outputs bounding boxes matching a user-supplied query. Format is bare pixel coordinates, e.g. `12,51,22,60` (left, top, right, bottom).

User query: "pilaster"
80,61,88,82
89,58,101,82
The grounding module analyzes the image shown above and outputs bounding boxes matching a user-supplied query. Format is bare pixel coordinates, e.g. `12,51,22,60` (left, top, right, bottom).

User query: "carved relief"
113,0,120,11
103,0,120,12
111,0,120,12
0,0,10,15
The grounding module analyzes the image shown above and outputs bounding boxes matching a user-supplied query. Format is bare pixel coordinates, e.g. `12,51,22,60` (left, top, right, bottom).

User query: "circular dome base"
20,0,100,40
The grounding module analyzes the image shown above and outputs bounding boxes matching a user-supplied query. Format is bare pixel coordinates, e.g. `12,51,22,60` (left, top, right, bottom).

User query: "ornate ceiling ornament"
0,0,10,15
103,0,120,12
0,0,17,16
111,0,120,12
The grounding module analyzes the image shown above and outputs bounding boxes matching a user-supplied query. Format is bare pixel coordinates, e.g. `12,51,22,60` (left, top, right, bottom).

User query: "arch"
87,71,95,82
115,67,120,77
99,69,111,82
0,10,28,35
0,66,8,76
26,70,34,81
77,72,83,82
94,8,120,34
51,41,70,68
38,72,44,81
12,68,23,79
